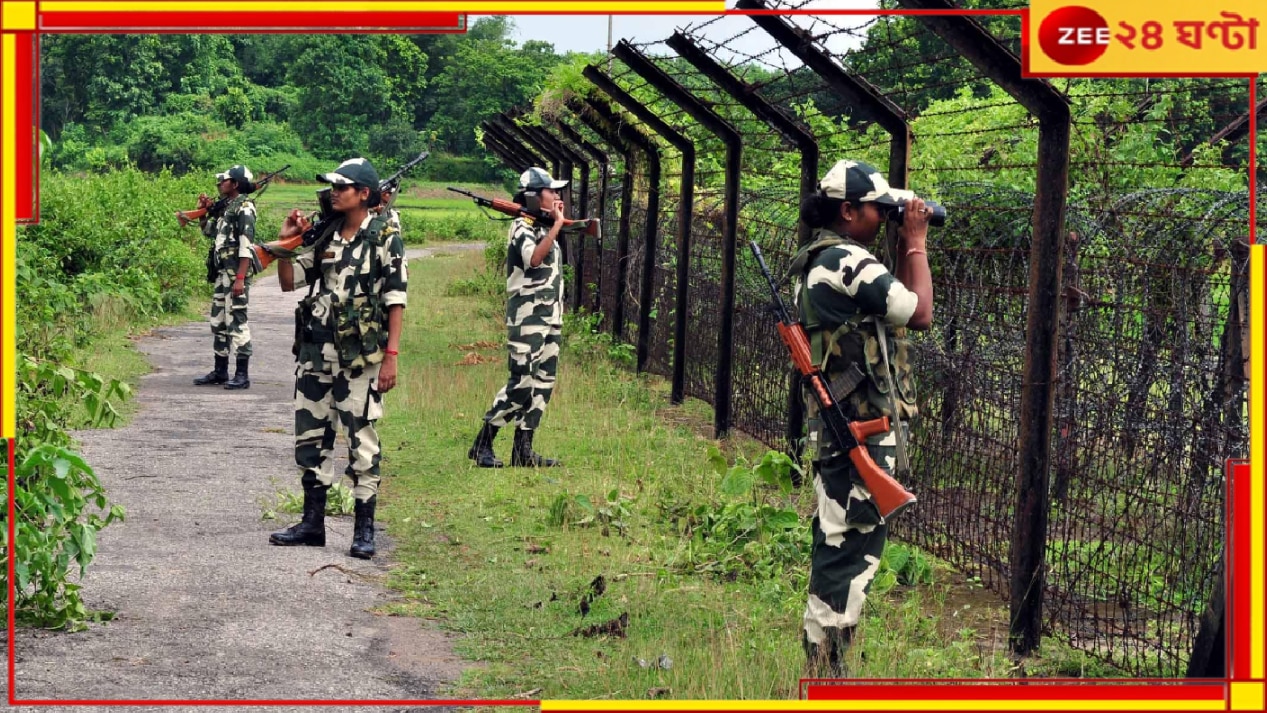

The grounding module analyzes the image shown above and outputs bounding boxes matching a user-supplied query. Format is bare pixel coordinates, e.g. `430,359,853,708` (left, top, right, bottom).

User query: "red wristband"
384,349,399,356
235,273,246,281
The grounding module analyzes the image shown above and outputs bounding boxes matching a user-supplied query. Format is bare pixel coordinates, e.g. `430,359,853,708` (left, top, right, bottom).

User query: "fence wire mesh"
496,2,1251,677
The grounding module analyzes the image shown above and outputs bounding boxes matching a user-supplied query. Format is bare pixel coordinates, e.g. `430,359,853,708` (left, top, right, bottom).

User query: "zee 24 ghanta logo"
1037,4,1260,66
1037,5,1117,65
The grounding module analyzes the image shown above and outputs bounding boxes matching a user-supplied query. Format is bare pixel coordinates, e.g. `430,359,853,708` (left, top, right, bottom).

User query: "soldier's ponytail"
800,194,843,230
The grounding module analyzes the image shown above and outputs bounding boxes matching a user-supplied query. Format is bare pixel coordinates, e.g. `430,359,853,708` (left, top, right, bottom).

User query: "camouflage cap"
317,157,380,188
817,159,914,206
519,166,569,191
216,164,254,183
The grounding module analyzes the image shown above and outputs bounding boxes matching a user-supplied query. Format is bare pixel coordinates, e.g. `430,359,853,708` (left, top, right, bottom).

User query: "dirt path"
7,244,501,712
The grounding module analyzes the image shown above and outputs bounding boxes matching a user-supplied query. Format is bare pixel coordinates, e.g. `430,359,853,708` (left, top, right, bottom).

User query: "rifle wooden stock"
252,233,305,272
751,239,916,519
175,207,208,227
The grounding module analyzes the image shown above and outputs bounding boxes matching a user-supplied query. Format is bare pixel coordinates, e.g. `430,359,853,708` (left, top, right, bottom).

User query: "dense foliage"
6,168,223,627
39,21,574,182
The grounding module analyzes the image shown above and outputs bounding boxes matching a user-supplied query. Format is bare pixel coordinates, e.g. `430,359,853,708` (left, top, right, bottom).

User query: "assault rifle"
749,240,917,519
377,150,429,214
446,187,601,239
176,164,290,228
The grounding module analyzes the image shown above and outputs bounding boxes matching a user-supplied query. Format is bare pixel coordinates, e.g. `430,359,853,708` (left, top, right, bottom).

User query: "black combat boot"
467,422,504,468
193,355,229,385
224,354,250,390
269,485,328,547
349,496,377,559
510,429,561,467
803,626,855,679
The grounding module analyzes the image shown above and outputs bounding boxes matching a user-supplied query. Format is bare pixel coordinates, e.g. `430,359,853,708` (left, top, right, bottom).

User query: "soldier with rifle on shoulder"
190,164,259,390
467,167,570,470
267,157,408,560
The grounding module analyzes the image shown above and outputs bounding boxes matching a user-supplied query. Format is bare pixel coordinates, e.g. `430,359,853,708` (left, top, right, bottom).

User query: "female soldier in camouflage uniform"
193,164,257,389
467,167,568,469
789,159,934,676
269,158,408,560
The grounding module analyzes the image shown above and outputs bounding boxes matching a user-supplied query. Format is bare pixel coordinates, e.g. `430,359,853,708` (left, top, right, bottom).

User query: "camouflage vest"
296,213,392,370
788,229,919,425
214,195,255,272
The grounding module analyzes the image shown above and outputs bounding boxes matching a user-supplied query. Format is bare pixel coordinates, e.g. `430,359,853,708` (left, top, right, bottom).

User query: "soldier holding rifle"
191,164,258,390
467,167,569,469
268,157,408,560
787,159,935,676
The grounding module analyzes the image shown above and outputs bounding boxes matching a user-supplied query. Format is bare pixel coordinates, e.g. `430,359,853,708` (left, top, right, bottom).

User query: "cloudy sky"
470,2,883,66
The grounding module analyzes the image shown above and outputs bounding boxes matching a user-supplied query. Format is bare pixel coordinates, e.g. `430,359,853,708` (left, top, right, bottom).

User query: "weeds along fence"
480,1,1252,676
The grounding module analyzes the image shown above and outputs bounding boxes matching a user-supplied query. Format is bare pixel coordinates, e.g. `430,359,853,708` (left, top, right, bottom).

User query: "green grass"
372,250,1039,700
72,243,1128,697
250,181,507,246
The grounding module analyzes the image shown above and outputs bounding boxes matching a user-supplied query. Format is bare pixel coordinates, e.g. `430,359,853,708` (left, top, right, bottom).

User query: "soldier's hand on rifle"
197,193,213,210
280,209,311,239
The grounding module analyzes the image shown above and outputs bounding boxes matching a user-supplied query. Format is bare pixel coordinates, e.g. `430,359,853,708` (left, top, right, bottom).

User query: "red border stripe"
40,11,463,31
1231,461,1251,679
806,683,1228,701
15,33,35,223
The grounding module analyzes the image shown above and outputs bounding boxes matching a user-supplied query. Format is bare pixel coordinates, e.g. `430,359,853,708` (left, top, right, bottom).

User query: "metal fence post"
584,65,693,377
613,39,742,438
665,29,822,459
555,120,610,313
894,0,1074,656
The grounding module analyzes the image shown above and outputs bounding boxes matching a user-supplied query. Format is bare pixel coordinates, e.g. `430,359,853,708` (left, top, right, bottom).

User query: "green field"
249,181,509,246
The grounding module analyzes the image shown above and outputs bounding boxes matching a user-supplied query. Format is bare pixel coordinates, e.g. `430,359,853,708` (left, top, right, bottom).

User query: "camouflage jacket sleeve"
512,219,539,269
291,249,315,290
235,201,257,259
380,227,408,308
806,244,917,327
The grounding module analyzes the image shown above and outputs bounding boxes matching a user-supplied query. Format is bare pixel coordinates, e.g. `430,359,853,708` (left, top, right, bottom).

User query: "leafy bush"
123,112,248,173
4,357,129,630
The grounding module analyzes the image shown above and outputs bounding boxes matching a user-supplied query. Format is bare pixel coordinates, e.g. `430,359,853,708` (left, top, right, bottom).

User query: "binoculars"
889,198,947,228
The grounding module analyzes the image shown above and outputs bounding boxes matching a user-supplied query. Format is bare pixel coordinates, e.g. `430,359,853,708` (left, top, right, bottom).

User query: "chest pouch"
332,294,386,369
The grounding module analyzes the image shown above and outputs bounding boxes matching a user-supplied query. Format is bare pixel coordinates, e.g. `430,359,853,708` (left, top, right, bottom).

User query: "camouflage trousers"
483,322,561,431
294,358,383,503
209,270,252,358
803,423,904,673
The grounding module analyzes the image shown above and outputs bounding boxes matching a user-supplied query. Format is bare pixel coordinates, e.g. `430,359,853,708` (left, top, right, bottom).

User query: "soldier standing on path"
269,157,408,560
467,167,567,469
789,159,934,677
193,164,257,390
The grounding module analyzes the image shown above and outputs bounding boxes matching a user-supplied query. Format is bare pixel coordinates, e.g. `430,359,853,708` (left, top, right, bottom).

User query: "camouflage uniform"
290,212,408,502
468,166,569,469
789,159,923,676
203,194,256,358
482,215,563,431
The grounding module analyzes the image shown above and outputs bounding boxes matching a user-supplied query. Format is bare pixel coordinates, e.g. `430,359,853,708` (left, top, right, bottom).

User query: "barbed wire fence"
480,1,1251,677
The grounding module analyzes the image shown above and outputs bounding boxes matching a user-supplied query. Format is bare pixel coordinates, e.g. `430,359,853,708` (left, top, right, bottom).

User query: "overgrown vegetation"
39,21,589,185
374,248,1132,698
